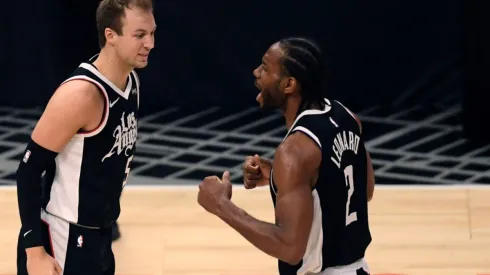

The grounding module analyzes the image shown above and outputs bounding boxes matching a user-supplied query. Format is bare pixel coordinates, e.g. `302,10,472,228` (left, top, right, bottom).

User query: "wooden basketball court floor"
0,184,489,275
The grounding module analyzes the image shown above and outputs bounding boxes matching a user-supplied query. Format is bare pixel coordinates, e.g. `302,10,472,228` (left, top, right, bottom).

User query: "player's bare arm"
213,132,321,264
23,80,103,259
31,81,104,152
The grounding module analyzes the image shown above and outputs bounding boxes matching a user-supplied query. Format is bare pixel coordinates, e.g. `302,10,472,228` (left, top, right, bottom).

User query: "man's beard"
260,85,285,112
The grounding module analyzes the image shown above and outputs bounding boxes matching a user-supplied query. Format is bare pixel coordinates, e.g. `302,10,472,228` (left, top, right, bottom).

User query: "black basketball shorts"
317,258,370,275
17,209,115,275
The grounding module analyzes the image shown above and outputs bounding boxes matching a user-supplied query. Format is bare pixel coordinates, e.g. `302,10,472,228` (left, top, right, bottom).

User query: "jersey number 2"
344,165,358,226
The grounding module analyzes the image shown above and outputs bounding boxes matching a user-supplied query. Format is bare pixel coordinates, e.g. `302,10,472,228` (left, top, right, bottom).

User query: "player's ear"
105,28,116,47
283,77,297,95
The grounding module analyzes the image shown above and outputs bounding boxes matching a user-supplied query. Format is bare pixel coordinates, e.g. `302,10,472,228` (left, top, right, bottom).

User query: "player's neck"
92,49,133,91
283,97,301,130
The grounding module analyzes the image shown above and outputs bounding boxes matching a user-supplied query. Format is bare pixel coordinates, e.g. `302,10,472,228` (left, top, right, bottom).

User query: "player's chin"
133,60,148,69
256,92,264,108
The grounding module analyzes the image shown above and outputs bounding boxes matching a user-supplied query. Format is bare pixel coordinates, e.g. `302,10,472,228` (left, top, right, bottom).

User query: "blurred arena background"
1,0,489,274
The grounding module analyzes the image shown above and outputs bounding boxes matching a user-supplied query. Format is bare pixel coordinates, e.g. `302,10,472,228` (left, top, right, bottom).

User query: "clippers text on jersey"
102,111,138,162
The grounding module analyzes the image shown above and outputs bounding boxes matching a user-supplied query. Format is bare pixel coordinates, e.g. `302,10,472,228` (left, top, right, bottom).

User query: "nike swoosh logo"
110,98,120,108
24,230,32,237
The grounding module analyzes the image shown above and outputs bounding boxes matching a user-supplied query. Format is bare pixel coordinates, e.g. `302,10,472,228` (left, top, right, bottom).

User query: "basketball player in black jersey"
198,37,375,275
15,0,155,274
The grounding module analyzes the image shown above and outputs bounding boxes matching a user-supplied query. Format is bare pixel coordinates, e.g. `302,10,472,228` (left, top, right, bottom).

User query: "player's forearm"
17,140,58,249
216,199,300,264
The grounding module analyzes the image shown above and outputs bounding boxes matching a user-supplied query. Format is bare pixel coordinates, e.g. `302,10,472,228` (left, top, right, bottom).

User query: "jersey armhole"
60,76,110,138
291,126,322,149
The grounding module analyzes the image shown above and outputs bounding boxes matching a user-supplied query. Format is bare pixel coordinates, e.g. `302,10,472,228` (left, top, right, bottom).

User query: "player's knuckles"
244,180,256,188
245,172,260,180
242,164,251,172
245,164,259,171
203,177,216,184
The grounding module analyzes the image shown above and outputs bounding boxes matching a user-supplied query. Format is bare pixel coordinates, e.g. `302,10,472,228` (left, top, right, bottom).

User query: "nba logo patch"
77,235,83,248
23,150,31,163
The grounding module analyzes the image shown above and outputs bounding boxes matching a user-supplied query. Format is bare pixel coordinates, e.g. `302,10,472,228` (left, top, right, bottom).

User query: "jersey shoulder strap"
130,70,140,109
329,100,362,136
287,99,333,149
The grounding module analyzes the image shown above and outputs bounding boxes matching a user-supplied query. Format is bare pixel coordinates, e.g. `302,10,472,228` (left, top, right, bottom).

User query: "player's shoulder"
276,130,322,167
50,79,104,113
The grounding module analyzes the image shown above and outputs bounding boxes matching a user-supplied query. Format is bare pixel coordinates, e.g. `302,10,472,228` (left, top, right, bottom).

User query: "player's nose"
253,67,260,78
145,36,155,50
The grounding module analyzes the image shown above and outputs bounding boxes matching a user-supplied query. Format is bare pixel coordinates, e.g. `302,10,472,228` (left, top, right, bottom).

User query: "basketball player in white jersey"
15,0,155,274
198,37,375,275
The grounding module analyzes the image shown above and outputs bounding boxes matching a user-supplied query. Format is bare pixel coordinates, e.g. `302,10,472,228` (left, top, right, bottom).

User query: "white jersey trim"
271,98,331,196
284,98,331,141
291,126,322,148
78,63,132,100
46,137,84,224
334,100,356,121
60,75,110,138
41,210,70,271
297,189,324,274
318,258,370,275
270,169,276,195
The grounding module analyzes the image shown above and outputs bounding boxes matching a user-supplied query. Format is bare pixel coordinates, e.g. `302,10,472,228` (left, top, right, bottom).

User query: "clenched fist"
242,154,272,189
198,171,232,215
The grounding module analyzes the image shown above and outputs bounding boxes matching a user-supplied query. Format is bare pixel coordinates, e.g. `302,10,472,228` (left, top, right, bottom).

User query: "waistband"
41,208,112,230
318,258,369,275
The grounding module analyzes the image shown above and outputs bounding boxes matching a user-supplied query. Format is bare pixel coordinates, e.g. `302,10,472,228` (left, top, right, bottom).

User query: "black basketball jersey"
269,98,371,275
40,57,139,228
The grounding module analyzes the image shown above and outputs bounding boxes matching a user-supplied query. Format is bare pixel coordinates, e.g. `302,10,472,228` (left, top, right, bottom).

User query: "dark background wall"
1,0,486,140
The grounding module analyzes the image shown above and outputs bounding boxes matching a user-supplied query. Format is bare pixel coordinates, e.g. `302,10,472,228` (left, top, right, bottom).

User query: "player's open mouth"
254,81,263,102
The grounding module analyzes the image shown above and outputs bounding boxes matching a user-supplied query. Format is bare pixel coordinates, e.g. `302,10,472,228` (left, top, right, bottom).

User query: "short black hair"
278,37,327,112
